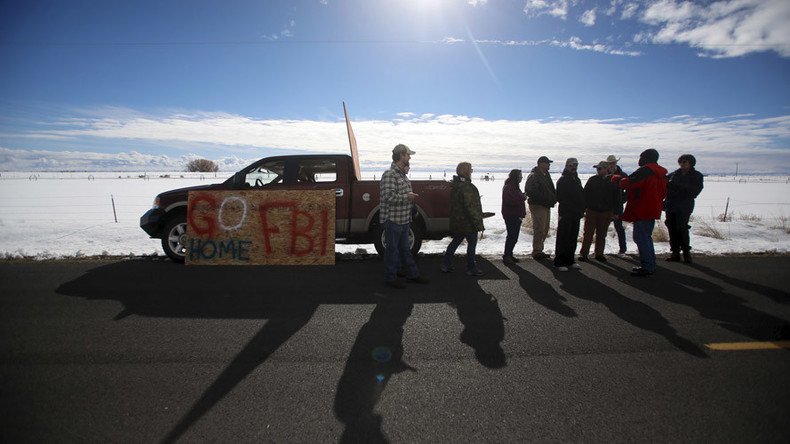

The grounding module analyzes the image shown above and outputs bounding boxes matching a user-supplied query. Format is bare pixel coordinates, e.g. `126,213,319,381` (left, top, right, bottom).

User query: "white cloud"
4,110,789,174
580,8,597,26
523,0,573,20
639,0,790,57
467,0,488,6
620,2,639,19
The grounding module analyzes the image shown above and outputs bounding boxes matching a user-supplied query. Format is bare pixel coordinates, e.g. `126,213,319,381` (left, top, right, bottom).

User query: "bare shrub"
695,219,727,240
771,215,790,233
717,212,732,222
738,213,762,222
186,159,219,173
652,222,669,242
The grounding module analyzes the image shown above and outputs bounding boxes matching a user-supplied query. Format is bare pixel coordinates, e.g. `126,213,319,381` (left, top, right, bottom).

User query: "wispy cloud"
438,35,641,56
3,109,788,174
263,19,296,40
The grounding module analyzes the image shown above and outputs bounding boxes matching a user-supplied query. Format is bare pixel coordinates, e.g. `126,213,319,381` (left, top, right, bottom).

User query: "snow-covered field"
1,171,789,260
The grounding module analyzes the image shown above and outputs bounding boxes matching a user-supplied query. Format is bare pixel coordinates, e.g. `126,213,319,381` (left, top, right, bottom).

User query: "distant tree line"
186,159,219,173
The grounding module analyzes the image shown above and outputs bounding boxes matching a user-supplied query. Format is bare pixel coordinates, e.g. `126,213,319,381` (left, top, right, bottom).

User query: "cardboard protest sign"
185,190,335,265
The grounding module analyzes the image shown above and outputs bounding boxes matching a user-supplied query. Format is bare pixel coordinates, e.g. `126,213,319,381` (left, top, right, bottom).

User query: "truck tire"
373,221,423,258
161,214,188,263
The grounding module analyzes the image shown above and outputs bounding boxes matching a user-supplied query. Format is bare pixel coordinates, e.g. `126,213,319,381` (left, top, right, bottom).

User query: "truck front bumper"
140,208,166,237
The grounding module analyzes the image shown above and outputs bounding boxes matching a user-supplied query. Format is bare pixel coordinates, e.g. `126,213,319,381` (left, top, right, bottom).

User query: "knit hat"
639,149,659,164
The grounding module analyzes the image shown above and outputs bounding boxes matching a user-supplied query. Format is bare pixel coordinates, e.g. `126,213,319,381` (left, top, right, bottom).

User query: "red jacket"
619,163,667,222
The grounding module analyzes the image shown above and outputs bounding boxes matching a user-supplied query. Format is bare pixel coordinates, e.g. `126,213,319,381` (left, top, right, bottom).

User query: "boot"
666,251,681,262
683,251,693,264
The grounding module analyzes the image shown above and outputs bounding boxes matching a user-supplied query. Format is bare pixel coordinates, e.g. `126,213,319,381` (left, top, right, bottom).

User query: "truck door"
291,158,351,235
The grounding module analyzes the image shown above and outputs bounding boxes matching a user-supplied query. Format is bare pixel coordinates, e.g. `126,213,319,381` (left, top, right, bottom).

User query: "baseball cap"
537,156,553,164
392,144,416,156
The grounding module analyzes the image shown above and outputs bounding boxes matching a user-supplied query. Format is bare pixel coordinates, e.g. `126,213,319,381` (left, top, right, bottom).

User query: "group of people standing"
503,149,704,276
379,143,703,288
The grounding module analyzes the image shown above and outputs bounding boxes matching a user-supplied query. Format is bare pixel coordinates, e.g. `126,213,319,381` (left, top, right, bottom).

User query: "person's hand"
407,192,418,201
610,174,621,183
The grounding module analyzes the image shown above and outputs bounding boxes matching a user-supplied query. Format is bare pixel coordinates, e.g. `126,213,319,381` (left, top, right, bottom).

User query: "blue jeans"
443,232,478,272
503,216,522,258
633,220,656,271
384,220,418,282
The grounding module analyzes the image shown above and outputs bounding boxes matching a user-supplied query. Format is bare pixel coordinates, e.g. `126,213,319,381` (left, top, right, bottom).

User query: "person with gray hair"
441,162,485,276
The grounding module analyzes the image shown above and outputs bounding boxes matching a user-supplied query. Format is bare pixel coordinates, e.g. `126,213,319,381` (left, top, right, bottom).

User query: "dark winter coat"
584,174,619,212
501,179,527,218
556,169,585,218
525,167,557,208
449,175,484,233
664,168,704,214
618,163,668,222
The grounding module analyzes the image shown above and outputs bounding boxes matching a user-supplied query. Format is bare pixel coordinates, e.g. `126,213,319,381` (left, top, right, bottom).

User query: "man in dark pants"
664,154,704,263
606,154,628,255
554,158,585,271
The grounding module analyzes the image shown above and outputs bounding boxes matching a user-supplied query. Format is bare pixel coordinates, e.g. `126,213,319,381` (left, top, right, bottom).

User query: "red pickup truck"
140,154,452,262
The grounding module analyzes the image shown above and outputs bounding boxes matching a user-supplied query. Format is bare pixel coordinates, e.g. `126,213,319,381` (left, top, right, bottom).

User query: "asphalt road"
1,254,789,443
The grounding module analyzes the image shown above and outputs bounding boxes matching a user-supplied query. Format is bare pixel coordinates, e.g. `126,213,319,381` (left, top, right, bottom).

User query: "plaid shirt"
380,162,413,224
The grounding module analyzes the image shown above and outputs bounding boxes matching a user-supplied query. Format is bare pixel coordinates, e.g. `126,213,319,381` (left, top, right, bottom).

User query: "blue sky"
1,0,789,173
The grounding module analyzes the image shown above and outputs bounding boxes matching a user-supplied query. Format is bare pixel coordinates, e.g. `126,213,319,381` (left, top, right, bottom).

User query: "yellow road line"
705,341,790,351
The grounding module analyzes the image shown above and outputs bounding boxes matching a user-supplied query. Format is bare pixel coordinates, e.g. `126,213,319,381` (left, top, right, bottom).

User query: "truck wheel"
161,215,187,263
373,222,423,257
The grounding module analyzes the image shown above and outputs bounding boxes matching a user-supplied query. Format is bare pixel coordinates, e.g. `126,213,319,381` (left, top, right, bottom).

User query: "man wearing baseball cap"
525,155,557,260
380,144,429,288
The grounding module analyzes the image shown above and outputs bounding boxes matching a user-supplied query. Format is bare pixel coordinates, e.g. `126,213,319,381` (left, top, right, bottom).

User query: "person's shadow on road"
334,299,415,443
541,261,707,358
506,261,578,318
594,260,790,343
688,260,790,305
450,288,507,369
